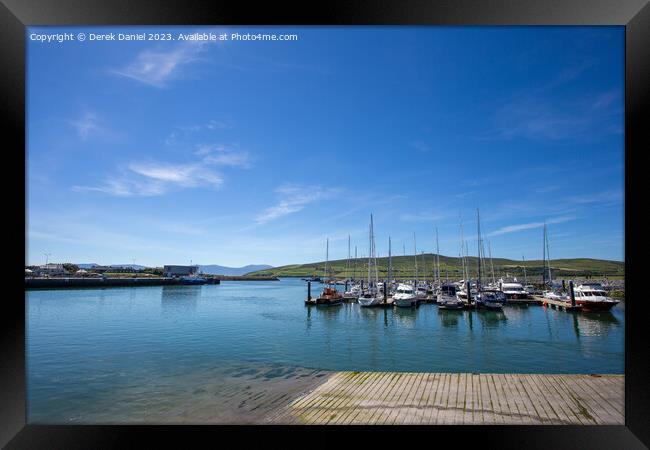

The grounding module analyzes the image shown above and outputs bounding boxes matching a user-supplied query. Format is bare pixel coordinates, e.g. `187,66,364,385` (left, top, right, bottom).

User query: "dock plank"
271,372,624,425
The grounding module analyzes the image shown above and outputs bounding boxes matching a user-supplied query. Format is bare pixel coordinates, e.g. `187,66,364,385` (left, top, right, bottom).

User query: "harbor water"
26,278,624,423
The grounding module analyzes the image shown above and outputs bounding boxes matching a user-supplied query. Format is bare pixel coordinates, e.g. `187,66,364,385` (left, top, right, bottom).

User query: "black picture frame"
2,0,648,448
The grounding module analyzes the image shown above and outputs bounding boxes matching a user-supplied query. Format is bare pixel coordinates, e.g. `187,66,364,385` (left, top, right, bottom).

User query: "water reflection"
160,285,200,315
393,307,418,328
438,309,462,328
476,310,507,329
575,312,621,337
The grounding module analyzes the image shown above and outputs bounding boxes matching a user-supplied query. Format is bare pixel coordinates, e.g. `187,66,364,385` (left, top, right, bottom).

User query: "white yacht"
343,283,362,300
573,283,619,312
393,283,417,307
358,289,382,307
358,214,382,307
500,281,530,299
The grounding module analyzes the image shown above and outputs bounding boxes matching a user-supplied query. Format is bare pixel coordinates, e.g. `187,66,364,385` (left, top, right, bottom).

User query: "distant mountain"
199,264,274,276
76,263,147,269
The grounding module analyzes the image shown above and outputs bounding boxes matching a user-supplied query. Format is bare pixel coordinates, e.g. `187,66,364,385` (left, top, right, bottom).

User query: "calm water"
27,278,624,422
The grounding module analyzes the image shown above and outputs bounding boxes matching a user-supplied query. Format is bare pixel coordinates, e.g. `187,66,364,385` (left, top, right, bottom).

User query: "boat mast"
388,236,393,283
421,251,426,283
522,255,527,286
367,218,371,289
347,235,351,280
488,240,495,284
542,223,547,286
371,215,378,288
545,224,552,285
476,208,482,291
459,214,467,281
325,238,329,285
413,233,418,284
435,227,440,285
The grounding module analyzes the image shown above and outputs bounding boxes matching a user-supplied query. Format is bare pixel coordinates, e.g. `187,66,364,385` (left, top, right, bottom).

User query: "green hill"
246,254,624,280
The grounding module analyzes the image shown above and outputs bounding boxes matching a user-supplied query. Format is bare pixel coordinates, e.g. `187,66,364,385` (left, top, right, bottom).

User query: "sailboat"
316,238,343,306
541,223,566,301
474,209,504,311
358,214,382,307
413,234,428,300
394,234,419,307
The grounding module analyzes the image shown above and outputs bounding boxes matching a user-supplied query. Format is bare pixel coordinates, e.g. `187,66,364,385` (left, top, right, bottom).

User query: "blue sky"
26,26,624,267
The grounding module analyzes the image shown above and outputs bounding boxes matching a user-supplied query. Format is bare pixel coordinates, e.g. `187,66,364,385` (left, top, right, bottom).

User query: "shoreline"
25,275,279,289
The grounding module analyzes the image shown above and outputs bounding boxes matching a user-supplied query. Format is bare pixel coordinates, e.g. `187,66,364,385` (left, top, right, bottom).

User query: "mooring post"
562,279,566,292
466,280,472,306
569,280,576,307
361,280,364,291
307,281,311,301
383,280,388,304
345,280,348,292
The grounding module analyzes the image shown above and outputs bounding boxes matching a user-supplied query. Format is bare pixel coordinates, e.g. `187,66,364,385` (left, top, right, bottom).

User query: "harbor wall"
26,277,183,289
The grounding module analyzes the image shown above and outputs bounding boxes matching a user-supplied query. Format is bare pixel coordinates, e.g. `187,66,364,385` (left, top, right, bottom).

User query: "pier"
25,276,224,289
509,296,543,305
541,298,583,311
267,372,623,425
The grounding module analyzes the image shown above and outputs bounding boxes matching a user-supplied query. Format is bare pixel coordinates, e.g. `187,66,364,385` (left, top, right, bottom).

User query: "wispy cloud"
564,189,623,206
166,119,233,145
73,160,224,197
73,131,252,197
480,59,622,143
254,184,339,225
67,112,103,140
487,215,576,237
195,144,252,168
113,39,213,88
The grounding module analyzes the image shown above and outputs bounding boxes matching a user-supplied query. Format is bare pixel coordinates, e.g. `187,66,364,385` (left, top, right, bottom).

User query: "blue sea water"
26,278,624,422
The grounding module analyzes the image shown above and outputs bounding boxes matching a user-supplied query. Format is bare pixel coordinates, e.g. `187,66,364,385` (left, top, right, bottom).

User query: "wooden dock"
508,297,543,305
541,298,583,311
267,372,623,425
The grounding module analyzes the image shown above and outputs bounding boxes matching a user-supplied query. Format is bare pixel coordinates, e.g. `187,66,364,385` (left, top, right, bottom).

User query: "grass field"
246,254,624,280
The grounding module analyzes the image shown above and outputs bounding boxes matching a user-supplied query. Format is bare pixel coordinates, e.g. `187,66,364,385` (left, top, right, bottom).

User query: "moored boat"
573,283,619,312
393,283,417,307
500,281,530,299
437,283,464,310
316,238,343,306
475,291,504,311
179,273,207,285
358,213,382,307
316,285,344,306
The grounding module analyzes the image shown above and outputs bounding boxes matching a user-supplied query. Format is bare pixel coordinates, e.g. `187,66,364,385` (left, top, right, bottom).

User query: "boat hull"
394,297,417,308
576,300,619,312
476,301,503,311
315,298,343,306
358,297,381,307
438,302,465,310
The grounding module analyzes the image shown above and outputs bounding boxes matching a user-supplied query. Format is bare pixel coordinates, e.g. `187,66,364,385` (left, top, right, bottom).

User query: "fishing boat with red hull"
573,283,620,312
315,238,344,306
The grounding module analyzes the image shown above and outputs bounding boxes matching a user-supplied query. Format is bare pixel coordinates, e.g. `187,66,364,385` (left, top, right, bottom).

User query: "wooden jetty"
542,298,583,311
267,372,624,425
509,296,543,305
